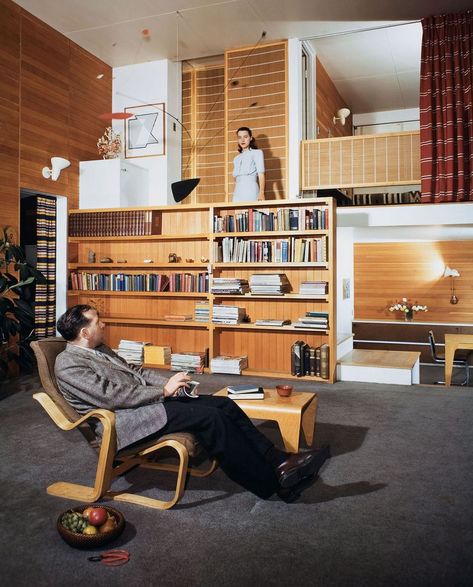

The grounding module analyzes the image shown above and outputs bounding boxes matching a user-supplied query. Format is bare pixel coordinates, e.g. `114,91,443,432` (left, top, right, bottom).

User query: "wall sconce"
443,266,460,304
42,157,71,181
333,108,351,126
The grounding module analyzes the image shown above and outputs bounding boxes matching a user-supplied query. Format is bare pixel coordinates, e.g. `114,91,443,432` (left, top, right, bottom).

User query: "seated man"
55,305,329,502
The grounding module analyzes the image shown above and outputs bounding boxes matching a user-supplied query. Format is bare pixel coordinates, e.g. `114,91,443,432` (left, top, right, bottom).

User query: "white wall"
113,59,181,205
287,38,302,199
353,107,420,135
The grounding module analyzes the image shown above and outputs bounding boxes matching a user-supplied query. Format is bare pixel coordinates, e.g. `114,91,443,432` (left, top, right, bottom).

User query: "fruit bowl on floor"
57,504,125,549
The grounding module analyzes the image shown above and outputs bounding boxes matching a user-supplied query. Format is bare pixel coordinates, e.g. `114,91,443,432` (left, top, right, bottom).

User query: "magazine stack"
117,339,149,364
249,274,290,295
210,355,248,375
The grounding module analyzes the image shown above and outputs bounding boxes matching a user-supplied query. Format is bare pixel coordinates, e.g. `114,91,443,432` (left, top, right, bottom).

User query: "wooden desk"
444,334,473,386
214,388,317,452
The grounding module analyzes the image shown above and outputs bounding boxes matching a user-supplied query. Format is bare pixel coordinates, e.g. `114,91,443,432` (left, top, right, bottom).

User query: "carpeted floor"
1,371,472,586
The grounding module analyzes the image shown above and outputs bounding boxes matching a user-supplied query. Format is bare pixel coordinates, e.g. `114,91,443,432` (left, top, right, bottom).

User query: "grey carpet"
1,372,472,587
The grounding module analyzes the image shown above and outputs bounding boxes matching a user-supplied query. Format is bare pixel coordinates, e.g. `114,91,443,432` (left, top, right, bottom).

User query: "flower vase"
404,309,414,322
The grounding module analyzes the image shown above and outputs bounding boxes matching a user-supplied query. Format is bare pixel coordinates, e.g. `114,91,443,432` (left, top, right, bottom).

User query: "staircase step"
337,349,420,384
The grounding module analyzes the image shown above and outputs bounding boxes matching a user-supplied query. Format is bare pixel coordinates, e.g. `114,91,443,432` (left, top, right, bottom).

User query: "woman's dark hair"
236,126,257,152
57,304,95,341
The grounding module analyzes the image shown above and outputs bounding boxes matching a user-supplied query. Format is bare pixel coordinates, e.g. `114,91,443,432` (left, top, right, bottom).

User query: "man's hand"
163,372,191,398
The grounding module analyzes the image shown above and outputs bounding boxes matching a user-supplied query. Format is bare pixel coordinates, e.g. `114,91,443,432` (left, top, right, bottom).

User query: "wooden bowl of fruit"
57,504,125,549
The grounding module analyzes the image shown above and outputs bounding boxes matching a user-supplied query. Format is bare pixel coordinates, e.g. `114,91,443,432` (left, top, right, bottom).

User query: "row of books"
291,340,329,378
69,210,160,237
213,207,329,233
214,236,328,263
69,272,209,293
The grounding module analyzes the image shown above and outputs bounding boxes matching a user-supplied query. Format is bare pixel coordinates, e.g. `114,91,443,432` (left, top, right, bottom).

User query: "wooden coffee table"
214,388,318,452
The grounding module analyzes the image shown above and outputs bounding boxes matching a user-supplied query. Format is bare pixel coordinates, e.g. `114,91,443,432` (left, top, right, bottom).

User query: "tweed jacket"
54,343,169,450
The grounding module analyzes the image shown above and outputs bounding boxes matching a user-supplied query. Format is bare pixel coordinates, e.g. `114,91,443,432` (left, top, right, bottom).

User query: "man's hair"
57,304,95,341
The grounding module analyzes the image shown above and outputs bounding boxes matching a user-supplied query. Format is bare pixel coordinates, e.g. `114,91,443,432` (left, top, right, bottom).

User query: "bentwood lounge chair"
31,338,217,509
428,330,471,386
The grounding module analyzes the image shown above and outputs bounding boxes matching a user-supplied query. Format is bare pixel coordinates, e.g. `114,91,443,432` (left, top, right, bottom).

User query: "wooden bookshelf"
68,198,337,382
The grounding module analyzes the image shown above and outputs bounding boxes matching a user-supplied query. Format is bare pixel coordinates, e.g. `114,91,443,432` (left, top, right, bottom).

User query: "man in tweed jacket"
55,305,329,501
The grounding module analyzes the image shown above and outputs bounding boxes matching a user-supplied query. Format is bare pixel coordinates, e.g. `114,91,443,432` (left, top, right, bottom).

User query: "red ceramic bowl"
276,385,293,397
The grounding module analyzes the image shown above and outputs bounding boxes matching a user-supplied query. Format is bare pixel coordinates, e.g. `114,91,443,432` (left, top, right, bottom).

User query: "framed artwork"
124,103,166,158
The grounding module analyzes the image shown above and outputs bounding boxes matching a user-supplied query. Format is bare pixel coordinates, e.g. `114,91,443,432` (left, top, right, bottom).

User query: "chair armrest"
33,392,115,431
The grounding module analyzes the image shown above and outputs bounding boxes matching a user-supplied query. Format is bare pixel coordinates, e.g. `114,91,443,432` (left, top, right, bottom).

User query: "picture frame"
124,103,166,158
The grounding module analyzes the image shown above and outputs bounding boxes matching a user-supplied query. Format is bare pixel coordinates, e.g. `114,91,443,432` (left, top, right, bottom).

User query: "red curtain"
420,11,473,202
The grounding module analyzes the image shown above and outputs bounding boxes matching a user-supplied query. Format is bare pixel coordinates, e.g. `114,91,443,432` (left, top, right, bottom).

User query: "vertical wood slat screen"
354,241,473,323
181,66,225,204
181,70,194,181
301,131,420,190
225,41,288,200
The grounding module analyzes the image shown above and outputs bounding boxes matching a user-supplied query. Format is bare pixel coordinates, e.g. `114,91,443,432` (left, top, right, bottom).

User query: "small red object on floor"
88,549,130,566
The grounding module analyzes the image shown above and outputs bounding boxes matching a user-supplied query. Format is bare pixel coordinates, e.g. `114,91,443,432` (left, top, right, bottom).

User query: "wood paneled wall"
181,65,225,203
0,0,20,231
225,41,288,200
316,58,352,139
354,241,473,323
0,0,111,233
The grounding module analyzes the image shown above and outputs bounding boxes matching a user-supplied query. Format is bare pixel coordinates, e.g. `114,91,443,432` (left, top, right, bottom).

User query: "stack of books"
293,312,329,330
299,281,328,296
249,274,291,295
194,301,210,322
212,305,246,325
210,355,248,375
227,384,264,400
170,351,206,373
143,345,171,365
117,339,149,364
211,278,249,295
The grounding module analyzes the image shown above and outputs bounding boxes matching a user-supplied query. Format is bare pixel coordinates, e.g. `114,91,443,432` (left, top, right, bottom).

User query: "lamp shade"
171,178,200,203
443,266,460,278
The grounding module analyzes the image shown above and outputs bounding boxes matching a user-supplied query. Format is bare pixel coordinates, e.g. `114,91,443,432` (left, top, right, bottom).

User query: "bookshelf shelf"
68,198,336,382
212,230,329,238
211,323,329,333
69,234,209,242
68,290,209,298
102,317,210,328
213,262,329,268
68,263,209,269
210,293,329,301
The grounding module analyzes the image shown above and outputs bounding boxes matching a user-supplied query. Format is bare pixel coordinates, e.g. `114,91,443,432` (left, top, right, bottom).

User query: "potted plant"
0,227,47,379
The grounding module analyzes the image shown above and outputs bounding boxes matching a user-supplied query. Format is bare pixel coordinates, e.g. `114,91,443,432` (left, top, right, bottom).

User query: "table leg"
445,344,456,387
301,395,318,448
277,413,302,453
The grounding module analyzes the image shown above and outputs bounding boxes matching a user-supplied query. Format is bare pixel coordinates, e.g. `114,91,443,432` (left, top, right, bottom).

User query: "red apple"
87,507,108,527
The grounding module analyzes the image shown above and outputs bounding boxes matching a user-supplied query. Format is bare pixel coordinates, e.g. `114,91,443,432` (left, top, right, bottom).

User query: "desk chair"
428,330,470,386
31,338,217,509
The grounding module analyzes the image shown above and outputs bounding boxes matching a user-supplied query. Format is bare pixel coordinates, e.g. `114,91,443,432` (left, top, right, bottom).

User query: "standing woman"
232,127,265,202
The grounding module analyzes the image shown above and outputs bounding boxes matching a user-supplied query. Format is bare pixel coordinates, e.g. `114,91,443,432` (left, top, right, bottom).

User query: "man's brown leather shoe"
275,445,330,488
